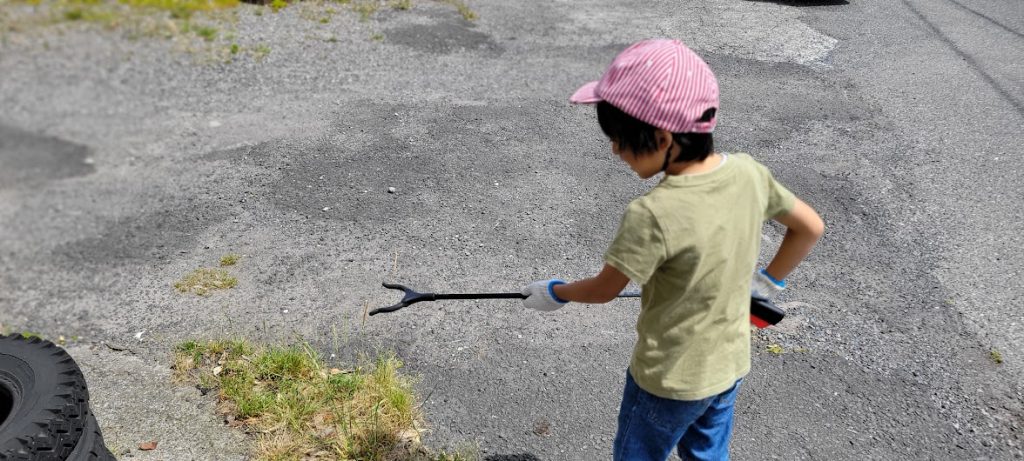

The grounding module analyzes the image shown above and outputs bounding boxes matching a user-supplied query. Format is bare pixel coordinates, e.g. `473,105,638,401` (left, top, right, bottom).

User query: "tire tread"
0,334,90,459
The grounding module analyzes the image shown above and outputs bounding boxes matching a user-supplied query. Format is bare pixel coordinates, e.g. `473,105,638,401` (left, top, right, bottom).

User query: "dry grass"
220,253,240,266
173,339,475,461
437,0,474,21
174,267,238,295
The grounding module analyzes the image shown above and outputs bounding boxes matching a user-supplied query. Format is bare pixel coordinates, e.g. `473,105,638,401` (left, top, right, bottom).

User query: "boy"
521,39,824,460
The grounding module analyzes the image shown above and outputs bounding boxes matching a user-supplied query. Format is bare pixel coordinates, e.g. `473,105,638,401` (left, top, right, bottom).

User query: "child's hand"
751,269,785,298
522,280,569,311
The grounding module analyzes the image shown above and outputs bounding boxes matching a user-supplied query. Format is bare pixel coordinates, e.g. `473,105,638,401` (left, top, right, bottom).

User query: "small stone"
139,441,158,451
322,207,330,211
533,419,551,436
387,187,396,193
208,120,221,128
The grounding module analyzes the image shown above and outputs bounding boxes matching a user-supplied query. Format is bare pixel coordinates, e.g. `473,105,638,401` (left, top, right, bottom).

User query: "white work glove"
751,269,786,299
522,279,568,312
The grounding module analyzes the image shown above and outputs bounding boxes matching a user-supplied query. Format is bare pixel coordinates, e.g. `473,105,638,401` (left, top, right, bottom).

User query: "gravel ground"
1,0,1022,459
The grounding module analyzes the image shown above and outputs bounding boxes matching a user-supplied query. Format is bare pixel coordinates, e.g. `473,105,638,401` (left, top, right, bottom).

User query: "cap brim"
569,81,602,104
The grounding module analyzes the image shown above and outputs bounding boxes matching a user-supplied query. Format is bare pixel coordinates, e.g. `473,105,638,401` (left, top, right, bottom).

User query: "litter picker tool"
370,282,785,328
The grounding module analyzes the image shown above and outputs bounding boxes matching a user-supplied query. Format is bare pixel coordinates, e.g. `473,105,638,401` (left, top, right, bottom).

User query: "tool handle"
433,291,642,301
435,293,526,300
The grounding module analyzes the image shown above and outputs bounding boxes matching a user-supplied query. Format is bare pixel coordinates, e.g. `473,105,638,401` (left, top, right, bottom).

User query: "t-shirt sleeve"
604,201,667,286
761,165,796,219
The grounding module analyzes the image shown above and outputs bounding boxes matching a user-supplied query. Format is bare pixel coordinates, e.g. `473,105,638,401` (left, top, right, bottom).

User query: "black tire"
0,334,91,460
66,412,115,461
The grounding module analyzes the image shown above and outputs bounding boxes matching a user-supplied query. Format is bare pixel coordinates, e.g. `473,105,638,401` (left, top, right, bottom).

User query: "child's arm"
762,198,825,282
552,264,630,304
520,264,630,311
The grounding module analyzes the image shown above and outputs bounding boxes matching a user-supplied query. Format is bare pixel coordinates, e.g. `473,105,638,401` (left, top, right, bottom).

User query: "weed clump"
990,348,1004,364
194,24,217,40
220,253,240,266
352,0,377,20
438,0,475,21
174,268,238,295
251,43,271,60
173,339,473,460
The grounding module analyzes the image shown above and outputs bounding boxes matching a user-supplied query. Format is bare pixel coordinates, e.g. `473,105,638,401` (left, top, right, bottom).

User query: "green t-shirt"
605,153,795,400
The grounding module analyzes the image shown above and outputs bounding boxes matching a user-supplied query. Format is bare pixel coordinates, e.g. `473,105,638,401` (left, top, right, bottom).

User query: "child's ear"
655,129,674,153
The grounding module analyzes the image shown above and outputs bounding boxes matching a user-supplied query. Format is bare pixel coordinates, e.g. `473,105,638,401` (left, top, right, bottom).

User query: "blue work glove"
751,269,786,298
522,279,569,312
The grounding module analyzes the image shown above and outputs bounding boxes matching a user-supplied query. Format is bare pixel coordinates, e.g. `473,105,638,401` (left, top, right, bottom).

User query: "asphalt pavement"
0,0,1021,459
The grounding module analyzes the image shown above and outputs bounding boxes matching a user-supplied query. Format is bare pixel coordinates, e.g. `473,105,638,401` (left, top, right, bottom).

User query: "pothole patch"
0,123,96,190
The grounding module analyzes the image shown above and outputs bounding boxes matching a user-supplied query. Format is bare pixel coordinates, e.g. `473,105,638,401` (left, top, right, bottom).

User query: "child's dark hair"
596,101,715,163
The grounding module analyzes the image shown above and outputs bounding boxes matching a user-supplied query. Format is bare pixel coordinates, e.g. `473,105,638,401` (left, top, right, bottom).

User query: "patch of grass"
766,344,784,355
990,348,1004,364
120,0,240,14
194,24,217,40
174,268,238,296
53,4,119,24
438,0,475,21
220,253,240,266
20,331,44,340
63,8,85,20
229,42,239,54
4,0,427,48
370,32,383,41
3,0,243,48
351,0,377,20
173,339,476,460
251,43,271,60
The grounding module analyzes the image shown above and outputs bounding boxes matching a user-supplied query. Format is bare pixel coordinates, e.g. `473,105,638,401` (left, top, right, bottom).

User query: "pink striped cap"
570,39,719,133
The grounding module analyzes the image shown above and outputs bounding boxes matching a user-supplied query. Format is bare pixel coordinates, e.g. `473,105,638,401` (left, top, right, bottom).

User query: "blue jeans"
613,370,741,461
